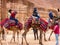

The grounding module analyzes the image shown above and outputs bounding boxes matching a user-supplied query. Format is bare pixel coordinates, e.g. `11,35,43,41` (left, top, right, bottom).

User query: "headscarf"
49,11,53,19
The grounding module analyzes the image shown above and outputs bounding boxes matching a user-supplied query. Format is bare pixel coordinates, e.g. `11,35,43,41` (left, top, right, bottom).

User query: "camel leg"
21,35,23,45
22,29,29,45
10,32,15,42
0,33,1,39
1,28,5,40
44,32,47,41
13,32,15,42
36,31,38,40
34,32,36,40
0,40,2,45
0,33,2,45
16,31,20,45
17,31,19,42
2,30,5,40
48,31,53,41
39,30,43,45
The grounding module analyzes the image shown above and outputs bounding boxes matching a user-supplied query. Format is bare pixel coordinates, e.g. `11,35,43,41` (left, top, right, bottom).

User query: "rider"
32,8,40,24
10,10,18,25
48,11,54,23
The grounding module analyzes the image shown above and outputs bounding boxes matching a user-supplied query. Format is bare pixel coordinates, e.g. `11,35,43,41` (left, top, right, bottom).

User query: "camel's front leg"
1,27,5,40
22,29,29,45
0,40,2,45
39,30,43,45
48,31,53,41
44,32,47,41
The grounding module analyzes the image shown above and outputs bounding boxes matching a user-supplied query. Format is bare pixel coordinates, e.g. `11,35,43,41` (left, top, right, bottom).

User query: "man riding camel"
10,10,18,25
48,11,54,23
7,9,20,28
32,8,40,24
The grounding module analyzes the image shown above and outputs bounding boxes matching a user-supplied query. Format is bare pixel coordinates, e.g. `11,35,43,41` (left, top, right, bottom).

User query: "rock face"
27,0,60,20
27,0,60,9
0,0,60,22
0,0,1,21
0,0,34,23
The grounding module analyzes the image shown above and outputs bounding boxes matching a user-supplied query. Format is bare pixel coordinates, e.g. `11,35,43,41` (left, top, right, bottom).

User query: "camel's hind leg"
1,27,5,40
10,31,16,42
39,30,43,45
17,31,20,42
22,29,29,45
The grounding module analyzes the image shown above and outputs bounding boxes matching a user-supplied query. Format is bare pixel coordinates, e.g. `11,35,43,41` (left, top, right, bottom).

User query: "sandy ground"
0,30,60,45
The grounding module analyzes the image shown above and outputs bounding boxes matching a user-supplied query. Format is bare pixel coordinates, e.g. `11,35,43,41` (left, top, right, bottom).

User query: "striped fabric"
25,17,48,31
0,18,9,27
0,18,23,30
25,17,32,29
39,18,48,32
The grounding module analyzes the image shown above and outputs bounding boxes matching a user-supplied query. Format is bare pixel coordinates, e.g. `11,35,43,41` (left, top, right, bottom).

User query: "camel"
48,16,58,41
0,18,23,42
22,16,57,45
3,26,22,42
22,17,49,45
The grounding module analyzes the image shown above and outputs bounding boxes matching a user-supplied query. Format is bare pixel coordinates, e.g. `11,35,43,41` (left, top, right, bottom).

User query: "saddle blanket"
40,18,48,32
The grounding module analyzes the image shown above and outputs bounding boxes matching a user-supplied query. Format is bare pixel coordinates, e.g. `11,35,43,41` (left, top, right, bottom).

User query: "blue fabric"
49,12,53,19
33,14,40,22
33,14,40,19
10,16,18,25
35,15,40,22
36,15,40,19
55,34,59,45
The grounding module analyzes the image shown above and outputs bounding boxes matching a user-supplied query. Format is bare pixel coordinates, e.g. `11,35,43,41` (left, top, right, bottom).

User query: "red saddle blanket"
25,17,32,29
0,18,9,27
39,18,48,32
25,17,48,31
0,18,23,30
39,18,55,32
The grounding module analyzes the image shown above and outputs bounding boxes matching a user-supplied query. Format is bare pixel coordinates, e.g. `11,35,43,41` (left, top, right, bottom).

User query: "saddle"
3,19,23,30
32,18,40,24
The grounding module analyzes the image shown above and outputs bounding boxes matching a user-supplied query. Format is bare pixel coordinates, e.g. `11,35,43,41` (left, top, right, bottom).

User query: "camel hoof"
44,39,47,41
48,38,50,41
27,43,29,45
39,42,43,45
9,42,12,43
21,43,23,45
21,42,23,45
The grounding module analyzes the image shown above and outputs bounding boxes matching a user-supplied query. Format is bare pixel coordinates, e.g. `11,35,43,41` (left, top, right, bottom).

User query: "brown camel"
47,16,58,41
2,24,23,43
0,18,23,42
22,17,49,45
